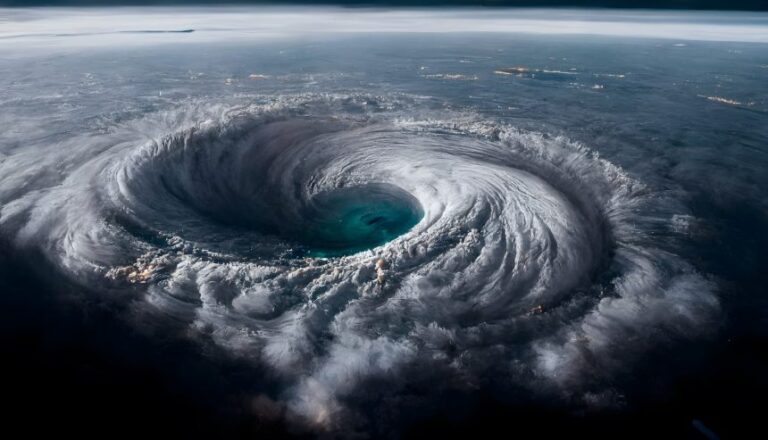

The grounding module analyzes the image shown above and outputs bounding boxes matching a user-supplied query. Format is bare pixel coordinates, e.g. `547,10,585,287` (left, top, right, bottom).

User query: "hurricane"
0,91,720,431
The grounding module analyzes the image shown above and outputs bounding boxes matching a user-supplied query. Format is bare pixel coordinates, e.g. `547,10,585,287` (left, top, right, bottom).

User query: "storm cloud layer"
0,93,719,431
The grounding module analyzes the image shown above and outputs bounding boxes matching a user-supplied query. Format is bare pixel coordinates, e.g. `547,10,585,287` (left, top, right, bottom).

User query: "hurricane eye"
295,183,423,257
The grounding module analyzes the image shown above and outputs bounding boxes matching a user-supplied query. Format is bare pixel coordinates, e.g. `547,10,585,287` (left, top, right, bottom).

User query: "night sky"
0,0,766,12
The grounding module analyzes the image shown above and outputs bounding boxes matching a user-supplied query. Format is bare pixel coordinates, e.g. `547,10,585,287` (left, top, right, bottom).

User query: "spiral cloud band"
0,94,718,429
